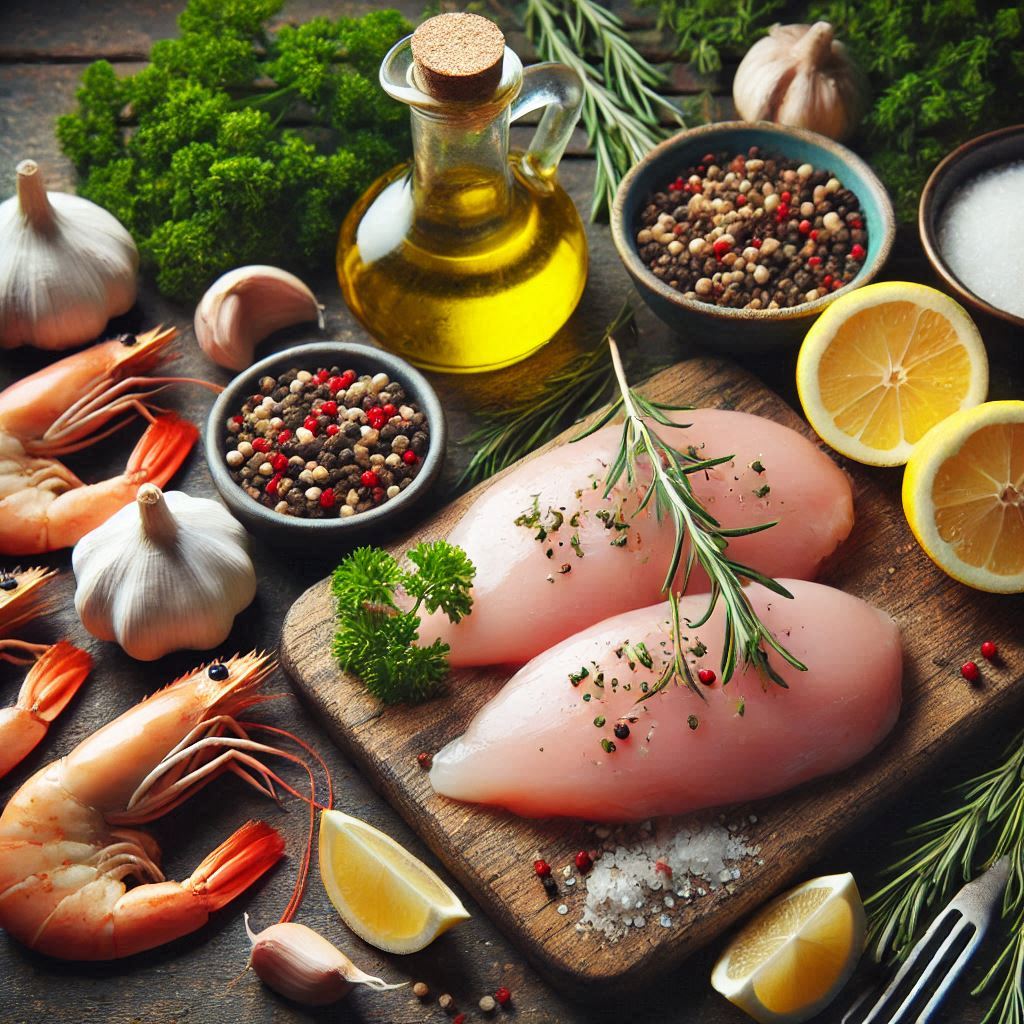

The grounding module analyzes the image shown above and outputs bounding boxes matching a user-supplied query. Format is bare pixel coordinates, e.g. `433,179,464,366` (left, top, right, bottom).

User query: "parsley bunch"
56,0,410,302
331,542,475,705
640,0,1024,220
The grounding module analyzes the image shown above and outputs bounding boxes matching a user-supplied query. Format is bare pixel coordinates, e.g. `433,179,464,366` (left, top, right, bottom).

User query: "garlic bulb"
246,917,405,1006
733,22,869,142
0,159,138,350
194,265,324,371
72,484,256,661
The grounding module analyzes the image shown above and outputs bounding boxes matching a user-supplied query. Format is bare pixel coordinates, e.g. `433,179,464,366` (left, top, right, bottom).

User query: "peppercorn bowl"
205,341,446,547
919,123,1024,331
611,121,895,351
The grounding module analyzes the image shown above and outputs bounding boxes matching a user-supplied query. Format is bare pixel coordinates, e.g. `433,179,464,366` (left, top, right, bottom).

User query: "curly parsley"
331,542,475,705
56,0,410,301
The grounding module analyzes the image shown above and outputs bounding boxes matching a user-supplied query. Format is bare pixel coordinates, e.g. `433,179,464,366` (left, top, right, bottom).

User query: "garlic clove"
245,917,405,1006
194,265,325,371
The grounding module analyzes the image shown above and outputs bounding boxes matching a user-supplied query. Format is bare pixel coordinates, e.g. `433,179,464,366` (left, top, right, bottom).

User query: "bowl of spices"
919,124,1024,331
205,341,445,545
612,121,895,350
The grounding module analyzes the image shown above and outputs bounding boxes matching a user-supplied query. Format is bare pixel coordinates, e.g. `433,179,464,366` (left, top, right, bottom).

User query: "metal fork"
842,857,1010,1024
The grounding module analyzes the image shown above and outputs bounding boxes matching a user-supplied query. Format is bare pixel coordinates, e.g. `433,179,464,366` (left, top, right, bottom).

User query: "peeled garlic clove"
0,159,138,350
194,265,324,370
245,917,405,1006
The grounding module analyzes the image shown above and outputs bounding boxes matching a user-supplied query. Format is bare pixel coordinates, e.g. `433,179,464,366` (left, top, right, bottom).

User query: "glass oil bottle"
336,13,588,374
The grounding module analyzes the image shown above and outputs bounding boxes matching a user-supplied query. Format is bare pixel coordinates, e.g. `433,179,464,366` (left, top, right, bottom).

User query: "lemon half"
797,282,988,466
319,809,470,954
711,873,866,1024
903,400,1024,593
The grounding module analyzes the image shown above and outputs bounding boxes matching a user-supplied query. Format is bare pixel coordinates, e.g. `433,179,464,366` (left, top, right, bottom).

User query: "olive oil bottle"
336,13,588,374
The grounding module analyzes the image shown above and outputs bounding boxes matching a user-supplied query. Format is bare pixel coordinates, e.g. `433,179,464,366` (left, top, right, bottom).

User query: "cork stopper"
411,13,506,102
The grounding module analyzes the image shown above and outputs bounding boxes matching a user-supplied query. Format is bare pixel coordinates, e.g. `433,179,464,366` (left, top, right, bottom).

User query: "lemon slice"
903,400,1024,593
796,282,988,466
711,873,865,1024
318,809,469,954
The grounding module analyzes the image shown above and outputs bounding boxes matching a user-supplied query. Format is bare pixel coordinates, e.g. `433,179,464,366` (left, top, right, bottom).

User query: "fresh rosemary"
866,729,1024,1024
574,332,806,698
522,0,684,219
458,303,635,489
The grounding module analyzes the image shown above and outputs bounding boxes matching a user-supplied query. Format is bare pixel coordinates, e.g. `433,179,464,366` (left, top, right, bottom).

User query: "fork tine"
854,912,972,1024
913,928,986,1023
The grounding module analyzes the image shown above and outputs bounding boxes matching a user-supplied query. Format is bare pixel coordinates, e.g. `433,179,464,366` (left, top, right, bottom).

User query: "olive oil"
337,157,587,373
336,15,588,374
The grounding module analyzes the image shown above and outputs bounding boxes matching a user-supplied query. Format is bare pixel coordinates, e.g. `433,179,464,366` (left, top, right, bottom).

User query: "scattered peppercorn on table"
1,3,1022,1024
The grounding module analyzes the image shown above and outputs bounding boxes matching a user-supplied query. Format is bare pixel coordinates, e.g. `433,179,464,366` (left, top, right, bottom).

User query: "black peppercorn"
207,663,229,681
0,577,18,591
614,722,630,740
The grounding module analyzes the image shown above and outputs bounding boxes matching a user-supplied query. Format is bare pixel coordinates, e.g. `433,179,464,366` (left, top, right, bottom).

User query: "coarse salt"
577,817,757,941
937,161,1024,318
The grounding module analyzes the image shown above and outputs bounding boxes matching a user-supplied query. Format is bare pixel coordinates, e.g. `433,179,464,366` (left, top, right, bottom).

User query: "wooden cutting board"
280,355,1023,999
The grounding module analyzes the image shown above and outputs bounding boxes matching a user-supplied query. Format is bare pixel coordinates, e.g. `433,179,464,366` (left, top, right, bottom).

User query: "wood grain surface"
280,355,1024,998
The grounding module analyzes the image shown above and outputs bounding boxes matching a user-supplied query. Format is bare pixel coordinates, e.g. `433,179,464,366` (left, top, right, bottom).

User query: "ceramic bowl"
205,341,445,547
919,123,1024,330
611,121,896,351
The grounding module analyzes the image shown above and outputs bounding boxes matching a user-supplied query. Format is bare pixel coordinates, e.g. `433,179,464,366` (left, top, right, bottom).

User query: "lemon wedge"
796,282,988,466
318,809,470,954
903,400,1024,593
711,873,865,1024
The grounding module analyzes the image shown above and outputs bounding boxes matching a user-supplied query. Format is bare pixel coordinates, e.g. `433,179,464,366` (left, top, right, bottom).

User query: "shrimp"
0,566,57,641
0,652,321,960
0,641,92,779
0,324,218,456
0,414,198,555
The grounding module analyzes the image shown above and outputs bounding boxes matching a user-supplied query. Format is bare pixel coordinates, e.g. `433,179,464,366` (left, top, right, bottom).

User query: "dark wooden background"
0,3,1021,1024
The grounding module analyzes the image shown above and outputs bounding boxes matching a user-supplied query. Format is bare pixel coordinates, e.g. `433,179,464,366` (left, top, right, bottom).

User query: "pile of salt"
937,160,1024,319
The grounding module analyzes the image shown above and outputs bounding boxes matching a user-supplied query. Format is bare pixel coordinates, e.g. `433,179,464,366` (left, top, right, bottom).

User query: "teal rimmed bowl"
611,121,895,351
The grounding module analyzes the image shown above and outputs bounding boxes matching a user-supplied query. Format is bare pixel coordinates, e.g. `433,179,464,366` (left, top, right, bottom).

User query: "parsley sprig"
574,331,806,698
331,542,475,705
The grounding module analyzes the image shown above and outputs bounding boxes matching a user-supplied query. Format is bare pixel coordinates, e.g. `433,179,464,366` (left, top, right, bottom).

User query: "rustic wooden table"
1,4,1021,1024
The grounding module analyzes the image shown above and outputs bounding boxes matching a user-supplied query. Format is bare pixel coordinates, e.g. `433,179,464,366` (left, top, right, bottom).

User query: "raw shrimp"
430,579,902,821
0,413,198,554
0,652,324,960
0,641,92,779
0,324,215,456
0,566,57,640
422,408,855,667
0,324,220,553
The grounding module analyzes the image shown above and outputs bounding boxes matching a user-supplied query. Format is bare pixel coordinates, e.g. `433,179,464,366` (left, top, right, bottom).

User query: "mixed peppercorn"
222,365,429,519
635,146,869,309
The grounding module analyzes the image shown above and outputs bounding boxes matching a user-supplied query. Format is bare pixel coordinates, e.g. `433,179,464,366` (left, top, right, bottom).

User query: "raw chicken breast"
425,409,853,666
430,580,901,821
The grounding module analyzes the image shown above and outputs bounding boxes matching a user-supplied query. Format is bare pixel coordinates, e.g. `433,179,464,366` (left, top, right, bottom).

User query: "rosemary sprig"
458,303,635,489
575,333,806,697
866,730,1024,1024
522,0,684,219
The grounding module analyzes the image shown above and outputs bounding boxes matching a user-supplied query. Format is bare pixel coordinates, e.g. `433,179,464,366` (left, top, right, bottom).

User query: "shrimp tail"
0,641,92,779
125,413,198,487
190,820,285,912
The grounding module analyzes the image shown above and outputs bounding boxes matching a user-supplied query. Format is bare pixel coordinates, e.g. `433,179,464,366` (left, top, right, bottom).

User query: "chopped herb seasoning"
610,534,629,547
559,563,572,574
601,738,617,753
594,715,606,727
736,697,746,717
569,666,590,686
753,484,771,498
583,693,593,702
569,511,582,527
689,640,708,657
688,715,699,730
623,641,653,669
750,459,766,474
570,533,584,557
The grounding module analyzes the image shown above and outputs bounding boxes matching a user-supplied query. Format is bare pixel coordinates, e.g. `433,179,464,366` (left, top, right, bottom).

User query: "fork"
842,856,1010,1024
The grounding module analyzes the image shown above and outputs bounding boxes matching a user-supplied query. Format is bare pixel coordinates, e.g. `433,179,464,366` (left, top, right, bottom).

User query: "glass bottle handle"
509,62,584,188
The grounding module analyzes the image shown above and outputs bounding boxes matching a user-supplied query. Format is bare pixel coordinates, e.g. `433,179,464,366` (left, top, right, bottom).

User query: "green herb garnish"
866,729,1024,1023
523,0,685,219
331,541,474,705
56,0,410,301
575,330,806,699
